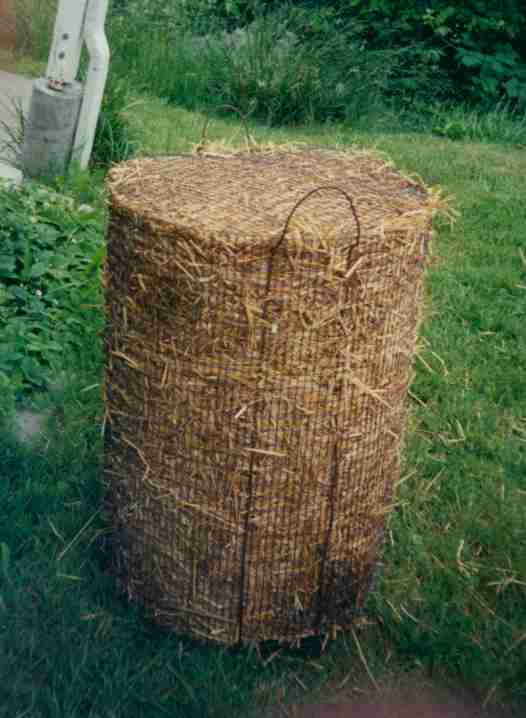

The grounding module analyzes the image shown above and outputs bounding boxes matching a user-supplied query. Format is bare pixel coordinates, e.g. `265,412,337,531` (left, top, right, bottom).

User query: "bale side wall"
103,197,429,644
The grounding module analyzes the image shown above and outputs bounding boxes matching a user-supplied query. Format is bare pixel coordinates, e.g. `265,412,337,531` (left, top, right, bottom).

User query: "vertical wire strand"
237,186,361,642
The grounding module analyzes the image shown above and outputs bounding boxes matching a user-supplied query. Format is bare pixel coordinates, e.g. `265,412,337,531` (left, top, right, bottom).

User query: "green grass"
1,101,525,716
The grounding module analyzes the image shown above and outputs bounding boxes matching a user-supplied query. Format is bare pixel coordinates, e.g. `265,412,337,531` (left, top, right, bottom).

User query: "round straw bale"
103,147,440,645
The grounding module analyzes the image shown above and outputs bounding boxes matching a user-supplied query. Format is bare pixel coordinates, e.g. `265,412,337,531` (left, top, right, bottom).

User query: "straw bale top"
107,148,433,253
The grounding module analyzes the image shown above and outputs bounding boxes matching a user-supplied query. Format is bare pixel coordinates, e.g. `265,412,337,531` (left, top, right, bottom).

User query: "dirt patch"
13,409,49,445
262,680,514,718
0,1,16,50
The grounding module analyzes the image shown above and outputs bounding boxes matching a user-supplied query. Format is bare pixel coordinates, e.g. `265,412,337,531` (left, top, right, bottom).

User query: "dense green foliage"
107,3,443,125
112,11,431,125
323,0,526,106
114,0,526,110
0,181,105,415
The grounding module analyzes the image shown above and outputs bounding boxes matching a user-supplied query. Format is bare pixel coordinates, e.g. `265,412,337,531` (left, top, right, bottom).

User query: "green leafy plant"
351,1,526,106
456,42,526,107
432,118,470,141
0,181,105,410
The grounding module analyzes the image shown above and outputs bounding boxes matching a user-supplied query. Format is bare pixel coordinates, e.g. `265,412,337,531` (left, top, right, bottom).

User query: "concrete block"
21,77,83,178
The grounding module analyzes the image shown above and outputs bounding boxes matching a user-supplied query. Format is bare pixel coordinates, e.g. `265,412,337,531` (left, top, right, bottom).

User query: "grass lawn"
1,97,525,717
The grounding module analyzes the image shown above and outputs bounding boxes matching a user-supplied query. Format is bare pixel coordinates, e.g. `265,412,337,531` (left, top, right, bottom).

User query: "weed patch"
0,180,105,414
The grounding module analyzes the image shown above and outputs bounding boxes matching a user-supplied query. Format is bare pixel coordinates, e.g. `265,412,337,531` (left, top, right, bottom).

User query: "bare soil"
0,0,16,50
262,679,515,718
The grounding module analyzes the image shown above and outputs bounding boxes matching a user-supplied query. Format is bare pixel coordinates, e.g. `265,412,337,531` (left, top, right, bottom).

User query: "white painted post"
46,0,88,89
73,0,110,169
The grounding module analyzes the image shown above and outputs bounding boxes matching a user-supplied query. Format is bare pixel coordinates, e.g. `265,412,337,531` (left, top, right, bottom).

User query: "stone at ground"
13,409,49,445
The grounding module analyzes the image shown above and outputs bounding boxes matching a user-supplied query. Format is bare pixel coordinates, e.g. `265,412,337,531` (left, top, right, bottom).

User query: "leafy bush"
269,1,526,107
0,181,105,414
455,42,526,107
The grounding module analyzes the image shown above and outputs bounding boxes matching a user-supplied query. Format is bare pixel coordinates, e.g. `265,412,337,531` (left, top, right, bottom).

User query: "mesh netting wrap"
103,147,439,645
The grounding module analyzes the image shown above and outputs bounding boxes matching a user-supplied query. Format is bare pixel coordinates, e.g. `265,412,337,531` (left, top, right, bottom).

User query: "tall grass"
88,74,139,169
396,100,526,144
105,2,526,139
107,4,436,126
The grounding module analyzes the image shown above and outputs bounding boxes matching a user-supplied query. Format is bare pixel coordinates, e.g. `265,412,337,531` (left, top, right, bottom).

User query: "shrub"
281,1,526,107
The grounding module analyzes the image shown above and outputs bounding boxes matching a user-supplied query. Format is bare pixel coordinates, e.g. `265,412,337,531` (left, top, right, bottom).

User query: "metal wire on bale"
103,146,443,646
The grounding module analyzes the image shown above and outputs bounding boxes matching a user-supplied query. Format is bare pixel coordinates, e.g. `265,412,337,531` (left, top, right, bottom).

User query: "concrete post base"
21,78,83,179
